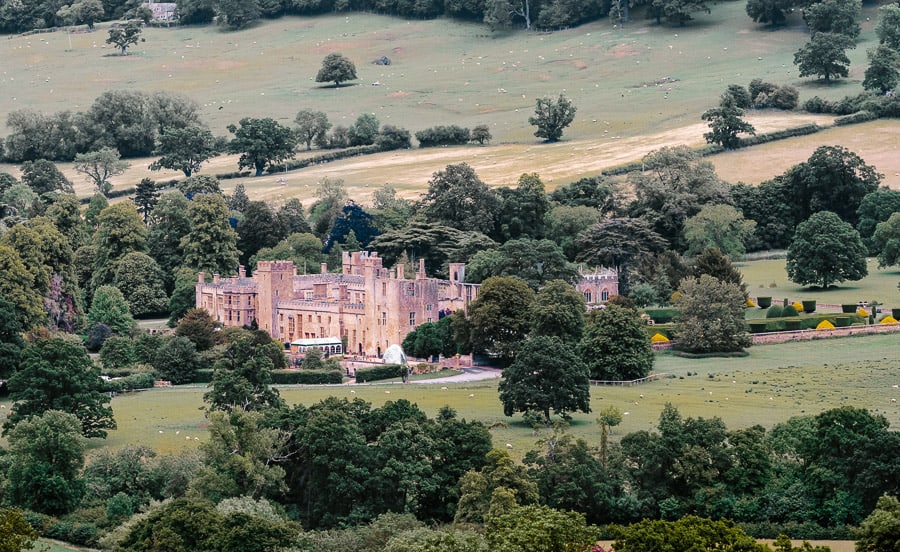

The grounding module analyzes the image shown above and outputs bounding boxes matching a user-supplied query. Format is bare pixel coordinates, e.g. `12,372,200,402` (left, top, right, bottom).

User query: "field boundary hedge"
355,364,405,383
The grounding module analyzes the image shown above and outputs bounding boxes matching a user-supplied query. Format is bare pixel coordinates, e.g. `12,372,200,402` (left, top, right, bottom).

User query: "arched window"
601,289,609,301
584,291,592,303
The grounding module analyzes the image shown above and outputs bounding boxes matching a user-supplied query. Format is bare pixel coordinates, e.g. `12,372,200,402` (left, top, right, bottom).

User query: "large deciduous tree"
316,53,358,87
499,336,590,422
863,45,900,94
5,410,86,516
529,279,586,343
88,285,136,336
294,109,331,150
466,276,535,361
227,118,297,177
746,0,795,27
214,0,261,29
794,32,855,83
675,275,750,353
873,213,900,269
857,189,900,254
803,0,860,39
528,95,576,142
4,338,116,438
113,251,169,317
683,204,756,259
577,304,653,381
784,145,881,227
610,516,768,552
855,494,900,552
106,21,143,56
91,201,148,292
0,245,44,330
150,126,218,177
237,201,289,266
701,96,755,149
487,504,600,552
576,217,668,297
423,163,500,235
182,193,241,276
876,5,900,51
73,147,130,197
786,211,868,289
20,159,73,196
466,239,580,290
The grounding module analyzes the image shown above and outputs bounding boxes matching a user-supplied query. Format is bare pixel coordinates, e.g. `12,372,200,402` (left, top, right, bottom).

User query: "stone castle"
196,251,618,357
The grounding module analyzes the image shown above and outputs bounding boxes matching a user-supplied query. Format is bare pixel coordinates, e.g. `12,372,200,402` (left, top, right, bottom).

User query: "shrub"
765,305,784,318
834,316,852,327
749,322,769,333
802,300,817,313
271,369,342,384
783,319,802,331
781,305,798,317
194,369,214,383
644,308,679,324
749,78,777,103
415,125,471,147
355,364,405,383
724,84,751,108
841,304,858,313
375,125,411,150
803,96,832,113
834,111,877,126
756,296,772,308
769,86,799,110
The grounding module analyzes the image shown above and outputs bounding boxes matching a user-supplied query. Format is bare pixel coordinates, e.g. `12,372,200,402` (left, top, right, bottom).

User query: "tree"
294,109,331,150
528,95,576,142
803,0,860,39
106,21,143,56
182,193,241,276
649,0,711,25
787,211,868,288
578,304,653,381
576,217,668,297
496,173,551,241
467,239,580,290
423,163,500,235
701,97,755,149
324,201,380,253
150,126,218,177
177,174,222,198
4,338,116,438
456,449,539,524
113,251,169,317
692,247,748,298
0,298,24,380
855,494,900,552
609,516,768,552
675,275,750,353
487,504,601,552
133,178,161,223
87,285,137,336
204,333,284,413
0,245,43,330
876,5,900,51
227,118,297,177
214,0,261,29
175,308,220,352
784,145,882,227
499,336,590,422
746,0,795,26
148,191,191,292
529,279,586,343
20,159,73,196
238,201,289,266
684,204,756,259
5,411,86,516
857,189,900,254
348,113,380,147
73,148,129,197
872,213,900,269
467,276,535,360
863,45,900,94
471,124,492,145
0,507,39,552
92,201,148,292
794,32,855,83
316,53,358,87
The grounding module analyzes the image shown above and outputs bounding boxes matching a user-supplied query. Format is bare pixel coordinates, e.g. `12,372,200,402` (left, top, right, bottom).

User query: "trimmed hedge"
194,369,214,383
802,300,817,313
272,369,342,384
415,125,471,147
735,124,822,148
102,372,156,393
765,305,784,318
834,110,877,126
841,304,858,314
756,297,772,308
355,364,405,383
644,308,679,324
670,350,750,359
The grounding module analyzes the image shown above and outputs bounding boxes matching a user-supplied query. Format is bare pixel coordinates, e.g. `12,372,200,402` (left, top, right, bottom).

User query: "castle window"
381,312,387,326
584,291,592,303
409,312,415,326
601,289,609,301
426,304,433,311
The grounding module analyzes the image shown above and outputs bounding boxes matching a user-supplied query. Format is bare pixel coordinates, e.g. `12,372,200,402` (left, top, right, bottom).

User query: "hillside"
1,1,897,200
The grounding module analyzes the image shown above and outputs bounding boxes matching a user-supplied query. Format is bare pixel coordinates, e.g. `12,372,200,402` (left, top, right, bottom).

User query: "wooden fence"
590,373,670,386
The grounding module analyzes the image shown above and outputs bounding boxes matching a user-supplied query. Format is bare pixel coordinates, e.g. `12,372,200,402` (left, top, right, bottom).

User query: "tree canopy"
227,118,297,177
528,95,577,142
316,53,358,87
786,211,868,288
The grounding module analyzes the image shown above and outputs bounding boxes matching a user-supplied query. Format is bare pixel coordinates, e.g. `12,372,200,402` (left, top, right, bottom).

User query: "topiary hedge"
644,308,680,324
765,305,784,318
194,369,214,383
802,300,816,313
355,364,405,383
781,305,798,317
841,304,858,314
756,297,772,308
272,369,343,385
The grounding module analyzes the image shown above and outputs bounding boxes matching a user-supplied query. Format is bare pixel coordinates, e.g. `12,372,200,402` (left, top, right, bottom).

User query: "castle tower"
253,261,295,338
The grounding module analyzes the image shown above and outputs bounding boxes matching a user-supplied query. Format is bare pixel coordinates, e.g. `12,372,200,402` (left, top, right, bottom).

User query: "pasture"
2,1,897,200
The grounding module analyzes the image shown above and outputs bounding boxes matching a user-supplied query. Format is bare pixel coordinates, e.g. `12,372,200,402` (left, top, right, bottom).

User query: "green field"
2,331,891,461
739,258,900,308
2,2,897,201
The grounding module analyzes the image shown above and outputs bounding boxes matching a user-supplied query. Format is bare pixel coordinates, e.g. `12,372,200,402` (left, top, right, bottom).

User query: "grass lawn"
1,332,885,461
2,2,896,200
738,258,900,308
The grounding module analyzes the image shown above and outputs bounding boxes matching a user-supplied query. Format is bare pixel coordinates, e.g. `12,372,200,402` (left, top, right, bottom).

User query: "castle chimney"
213,273,220,285
320,262,328,274
198,272,205,284
418,258,425,273
238,265,246,278
397,264,405,280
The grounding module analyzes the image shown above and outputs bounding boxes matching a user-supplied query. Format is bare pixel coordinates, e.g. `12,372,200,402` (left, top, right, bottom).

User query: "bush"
102,372,156,393
835,316,852,327
756,296,772,308
415,125,471,147
271,369,342,384
355,364,405,383
749,321,769,333
724,84,751,108
194,369,214,383
769,86,799,110
375,125,411,150
765,305,784,318
783,319,802,331
802,96,832,113
802,300,817,313
834,111,877,126
841,304,858,313
781,305,798,317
